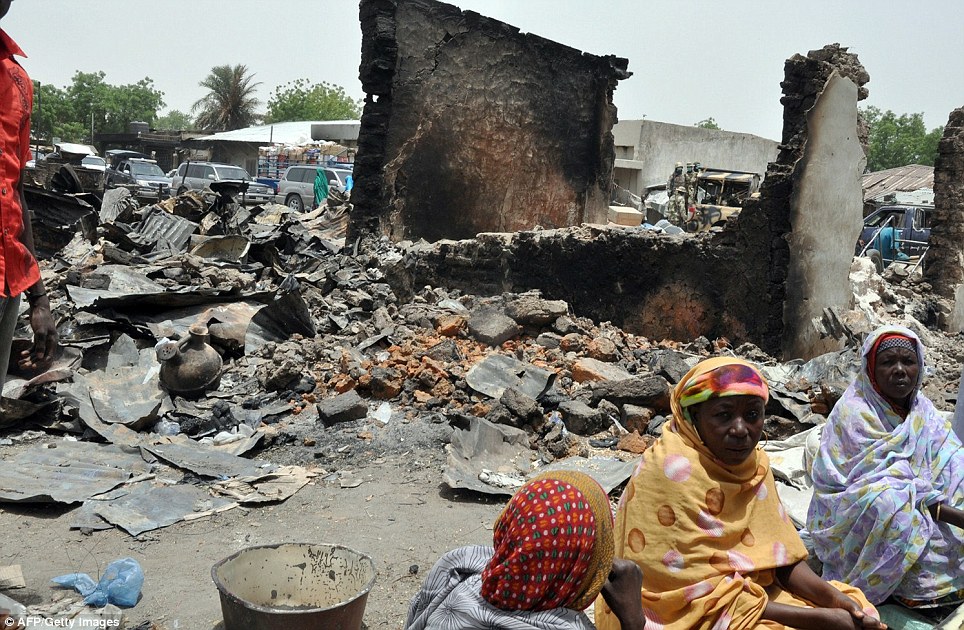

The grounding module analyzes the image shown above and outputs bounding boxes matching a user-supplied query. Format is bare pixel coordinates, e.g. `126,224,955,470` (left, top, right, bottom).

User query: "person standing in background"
0,0,57,391
312,167,329,209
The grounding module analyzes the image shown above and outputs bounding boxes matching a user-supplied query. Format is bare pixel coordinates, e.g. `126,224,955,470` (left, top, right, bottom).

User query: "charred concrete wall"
386,44,869,359
352,0,629,243
926,107,964,330
782,72,866,358
742,45,868,358
390,226,767,345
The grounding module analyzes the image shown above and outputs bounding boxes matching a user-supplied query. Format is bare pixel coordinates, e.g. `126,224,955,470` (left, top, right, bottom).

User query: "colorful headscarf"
874,333,916,357
481,471,614,612
676,358,769,422
596,357,814,630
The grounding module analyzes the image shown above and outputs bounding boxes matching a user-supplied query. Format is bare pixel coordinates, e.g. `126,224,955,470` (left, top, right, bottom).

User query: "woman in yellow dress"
595,357,884,630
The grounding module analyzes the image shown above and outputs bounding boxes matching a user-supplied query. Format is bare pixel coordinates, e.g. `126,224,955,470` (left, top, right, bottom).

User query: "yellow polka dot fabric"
595,358,811,629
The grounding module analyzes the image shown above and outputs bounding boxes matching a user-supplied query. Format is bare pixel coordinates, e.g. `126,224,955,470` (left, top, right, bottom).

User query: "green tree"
695,117,721,130
105,78,166,132
263,79,361,123
31,81,72,142
31,72,164,143
154,109,194,131
861,106,943,171
192,64,261,132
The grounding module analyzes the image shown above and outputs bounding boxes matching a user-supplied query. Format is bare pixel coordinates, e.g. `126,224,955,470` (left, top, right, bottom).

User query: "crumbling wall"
925,107,964,330
782,72,866,358
351,0,629,243
389,227,767,345
384,42,868,360
740,44,868,358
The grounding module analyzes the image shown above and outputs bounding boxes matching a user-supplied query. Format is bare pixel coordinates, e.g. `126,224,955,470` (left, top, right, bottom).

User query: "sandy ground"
0,425,509,629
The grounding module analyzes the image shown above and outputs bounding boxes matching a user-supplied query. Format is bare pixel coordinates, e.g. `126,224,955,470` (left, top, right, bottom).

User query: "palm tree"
192,64,262,131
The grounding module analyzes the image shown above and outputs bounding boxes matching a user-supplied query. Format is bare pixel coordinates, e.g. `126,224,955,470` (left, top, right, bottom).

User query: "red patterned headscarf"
481,471,614,611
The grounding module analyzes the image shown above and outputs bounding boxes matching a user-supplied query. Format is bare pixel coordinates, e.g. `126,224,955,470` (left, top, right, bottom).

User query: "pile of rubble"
4,177,964,627
4,183,963,520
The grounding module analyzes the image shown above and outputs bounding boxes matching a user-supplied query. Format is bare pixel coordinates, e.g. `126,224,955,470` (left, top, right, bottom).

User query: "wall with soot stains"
351,0,630,243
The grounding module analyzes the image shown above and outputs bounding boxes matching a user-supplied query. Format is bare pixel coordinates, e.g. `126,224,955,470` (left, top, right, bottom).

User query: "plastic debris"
548,410,568,435
153,419,180,436
51,557,144,608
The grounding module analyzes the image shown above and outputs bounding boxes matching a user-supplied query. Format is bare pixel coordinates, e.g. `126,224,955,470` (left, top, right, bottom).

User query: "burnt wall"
926,107,964,330
783,72,865,358
391,226,766,345
383,44,870,359
351,0,629,243
740,44,868,358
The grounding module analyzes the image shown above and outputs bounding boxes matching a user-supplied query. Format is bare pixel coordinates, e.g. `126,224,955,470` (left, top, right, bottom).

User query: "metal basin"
189,235,251,264
212,543,376,630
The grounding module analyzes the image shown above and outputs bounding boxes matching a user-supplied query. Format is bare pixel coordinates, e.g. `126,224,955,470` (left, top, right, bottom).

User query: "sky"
5,0,963,141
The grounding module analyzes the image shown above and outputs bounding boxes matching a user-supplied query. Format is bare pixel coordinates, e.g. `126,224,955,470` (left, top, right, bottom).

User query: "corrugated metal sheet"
0,442,147,504
130,207,198,252
196,121,356,145
862,164,934,202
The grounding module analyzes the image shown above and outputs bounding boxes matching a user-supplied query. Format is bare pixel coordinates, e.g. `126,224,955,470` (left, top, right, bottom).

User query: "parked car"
106,157,173,201
26,148,46,168
51,142,97,159
171,161,274,206
81,155,107,172
856,204,932,272
274,165,352,211
106,149,151,169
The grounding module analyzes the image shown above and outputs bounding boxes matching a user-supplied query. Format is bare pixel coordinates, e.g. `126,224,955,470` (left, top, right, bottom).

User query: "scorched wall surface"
353,0,629,242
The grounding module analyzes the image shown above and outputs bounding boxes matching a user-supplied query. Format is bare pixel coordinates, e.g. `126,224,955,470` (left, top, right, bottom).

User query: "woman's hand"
18,295,57,371
828,594,886,629
601,559,646,630
930,502,964,529
819,606,886,630
771,561,886,630
764,602,886,630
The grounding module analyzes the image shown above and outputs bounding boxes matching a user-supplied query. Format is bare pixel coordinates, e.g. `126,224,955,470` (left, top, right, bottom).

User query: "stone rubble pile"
6,186,961,477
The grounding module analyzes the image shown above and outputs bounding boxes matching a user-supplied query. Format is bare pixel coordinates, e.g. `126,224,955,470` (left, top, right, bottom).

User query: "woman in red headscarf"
808,325,964,609
404,470,645,630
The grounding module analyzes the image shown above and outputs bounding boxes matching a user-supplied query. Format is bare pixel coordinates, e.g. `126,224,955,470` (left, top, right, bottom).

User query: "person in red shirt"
0,0,57,390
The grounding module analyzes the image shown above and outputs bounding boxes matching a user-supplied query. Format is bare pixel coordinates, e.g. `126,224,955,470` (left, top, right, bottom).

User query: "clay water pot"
156,323,222,397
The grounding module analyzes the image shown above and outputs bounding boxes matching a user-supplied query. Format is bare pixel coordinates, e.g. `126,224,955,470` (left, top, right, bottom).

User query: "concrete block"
317,390,369,426
608,205,643,227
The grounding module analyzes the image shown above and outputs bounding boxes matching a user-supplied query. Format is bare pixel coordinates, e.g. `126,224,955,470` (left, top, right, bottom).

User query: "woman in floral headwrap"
405,470,645,630
595,357,882,630
808,326,964,609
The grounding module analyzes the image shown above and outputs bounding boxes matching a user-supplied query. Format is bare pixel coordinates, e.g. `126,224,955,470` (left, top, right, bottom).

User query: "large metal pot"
211,543,376,630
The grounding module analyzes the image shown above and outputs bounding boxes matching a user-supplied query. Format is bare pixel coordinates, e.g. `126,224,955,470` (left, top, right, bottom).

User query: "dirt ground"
0,414,513,629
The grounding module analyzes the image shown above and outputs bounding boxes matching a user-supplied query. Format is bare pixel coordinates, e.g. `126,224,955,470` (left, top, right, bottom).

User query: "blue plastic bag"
52,557,144,608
